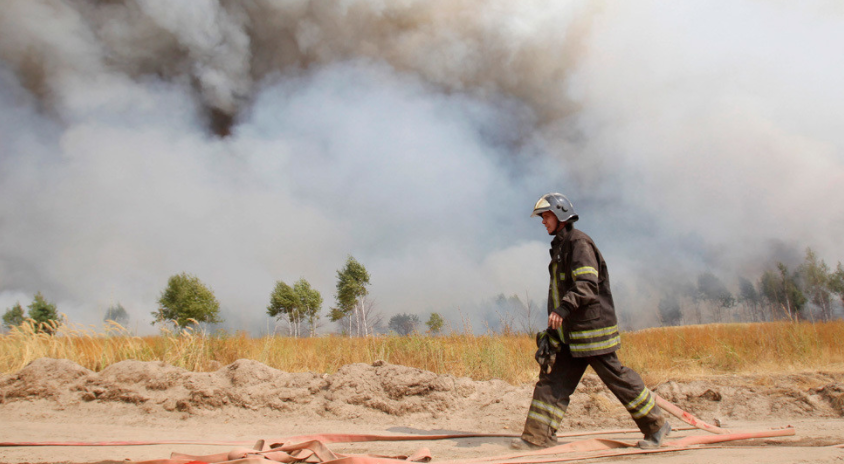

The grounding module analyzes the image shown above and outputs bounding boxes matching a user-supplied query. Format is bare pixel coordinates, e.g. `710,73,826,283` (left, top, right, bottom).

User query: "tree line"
150,255,379,335
657,247,844,326
1,292,61,334
9,247,839,336
1,255,444,336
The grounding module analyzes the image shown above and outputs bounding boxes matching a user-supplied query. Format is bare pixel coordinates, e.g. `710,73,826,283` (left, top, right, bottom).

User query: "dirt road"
1,358,843,463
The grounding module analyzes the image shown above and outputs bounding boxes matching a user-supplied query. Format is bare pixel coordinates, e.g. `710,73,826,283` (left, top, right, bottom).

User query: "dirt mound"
2,358,843,431
0,358,92,402
653,372,844,426
322,361,480,417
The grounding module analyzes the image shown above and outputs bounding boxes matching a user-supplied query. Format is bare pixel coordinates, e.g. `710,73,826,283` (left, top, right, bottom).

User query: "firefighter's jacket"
547,226,620,357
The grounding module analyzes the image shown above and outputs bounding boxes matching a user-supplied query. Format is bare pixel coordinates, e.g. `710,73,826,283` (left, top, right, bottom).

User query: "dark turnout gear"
548,227,619,357
531,193,579,223
534,328,562,374
521,343,666,446
521,192,667,448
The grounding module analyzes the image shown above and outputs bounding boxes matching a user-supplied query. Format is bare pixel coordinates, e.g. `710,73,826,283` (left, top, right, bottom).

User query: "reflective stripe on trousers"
521,344,665,446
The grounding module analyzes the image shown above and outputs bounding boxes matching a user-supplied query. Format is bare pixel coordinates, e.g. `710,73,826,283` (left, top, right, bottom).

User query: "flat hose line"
0,394,796,464
0,427,704,447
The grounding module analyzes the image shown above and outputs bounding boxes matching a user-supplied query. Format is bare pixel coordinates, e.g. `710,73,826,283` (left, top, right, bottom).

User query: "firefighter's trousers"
521,343,665,446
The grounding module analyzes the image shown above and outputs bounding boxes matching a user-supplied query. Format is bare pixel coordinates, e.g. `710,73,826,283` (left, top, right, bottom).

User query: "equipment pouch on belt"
534,328,563,374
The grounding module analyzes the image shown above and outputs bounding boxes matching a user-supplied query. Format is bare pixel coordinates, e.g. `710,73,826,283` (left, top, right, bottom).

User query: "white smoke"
0,0,842,333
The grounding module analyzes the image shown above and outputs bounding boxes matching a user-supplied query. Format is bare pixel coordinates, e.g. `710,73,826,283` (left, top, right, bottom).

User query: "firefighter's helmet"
530,193,579,223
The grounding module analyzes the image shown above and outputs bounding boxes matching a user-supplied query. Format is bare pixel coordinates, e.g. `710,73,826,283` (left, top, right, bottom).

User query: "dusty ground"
1,358,844,463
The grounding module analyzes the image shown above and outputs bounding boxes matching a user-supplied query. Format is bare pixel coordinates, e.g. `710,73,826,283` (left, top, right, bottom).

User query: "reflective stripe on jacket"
547,227,620,357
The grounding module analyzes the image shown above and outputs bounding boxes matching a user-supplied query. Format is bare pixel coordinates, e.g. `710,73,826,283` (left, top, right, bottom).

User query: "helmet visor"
531,196,551,217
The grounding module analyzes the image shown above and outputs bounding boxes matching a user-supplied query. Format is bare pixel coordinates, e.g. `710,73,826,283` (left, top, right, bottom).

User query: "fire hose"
0,394,796,464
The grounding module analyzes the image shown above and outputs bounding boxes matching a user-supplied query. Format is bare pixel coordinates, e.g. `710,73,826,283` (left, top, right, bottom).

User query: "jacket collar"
550,225,571,251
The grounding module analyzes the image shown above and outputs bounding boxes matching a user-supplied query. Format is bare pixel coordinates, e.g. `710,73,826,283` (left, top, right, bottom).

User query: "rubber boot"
510,437,555,450
638,421,671,449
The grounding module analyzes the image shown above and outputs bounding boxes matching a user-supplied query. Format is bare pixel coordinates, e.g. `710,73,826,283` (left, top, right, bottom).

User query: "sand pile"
1,358,843,431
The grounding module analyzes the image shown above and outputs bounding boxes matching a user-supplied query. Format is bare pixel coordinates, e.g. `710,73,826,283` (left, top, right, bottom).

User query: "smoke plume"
0,0,842,332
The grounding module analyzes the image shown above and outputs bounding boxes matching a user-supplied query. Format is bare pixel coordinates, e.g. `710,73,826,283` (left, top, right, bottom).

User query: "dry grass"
2,319,843,385
620,321,844,384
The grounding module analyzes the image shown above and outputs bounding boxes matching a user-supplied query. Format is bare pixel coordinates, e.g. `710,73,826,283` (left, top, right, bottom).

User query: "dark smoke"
0,0,842,333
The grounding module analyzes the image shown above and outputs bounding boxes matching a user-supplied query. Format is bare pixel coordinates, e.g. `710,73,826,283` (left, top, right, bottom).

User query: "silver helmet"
530,193,579,223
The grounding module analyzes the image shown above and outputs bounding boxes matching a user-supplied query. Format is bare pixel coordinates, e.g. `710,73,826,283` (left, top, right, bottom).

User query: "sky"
1,0,842,334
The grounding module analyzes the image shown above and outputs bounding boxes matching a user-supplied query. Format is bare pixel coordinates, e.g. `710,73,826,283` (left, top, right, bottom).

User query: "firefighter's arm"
557,239,600,314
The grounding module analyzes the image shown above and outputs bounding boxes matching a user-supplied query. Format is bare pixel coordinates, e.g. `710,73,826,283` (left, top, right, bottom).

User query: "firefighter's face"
541,211,559,235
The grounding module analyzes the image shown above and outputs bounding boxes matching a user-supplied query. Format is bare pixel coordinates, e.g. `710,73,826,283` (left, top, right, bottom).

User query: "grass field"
2,320,843,385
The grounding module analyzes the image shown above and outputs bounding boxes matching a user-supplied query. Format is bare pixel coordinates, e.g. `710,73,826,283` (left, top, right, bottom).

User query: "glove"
534,327,563,374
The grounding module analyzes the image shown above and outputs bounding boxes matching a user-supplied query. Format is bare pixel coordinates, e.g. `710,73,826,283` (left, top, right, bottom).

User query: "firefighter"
511,193,671,450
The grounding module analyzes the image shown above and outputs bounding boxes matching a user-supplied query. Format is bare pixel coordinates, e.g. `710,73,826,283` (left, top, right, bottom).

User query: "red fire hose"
0,395,796,464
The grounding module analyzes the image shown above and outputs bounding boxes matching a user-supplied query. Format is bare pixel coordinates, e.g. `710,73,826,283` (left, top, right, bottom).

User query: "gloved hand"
534,327,563,374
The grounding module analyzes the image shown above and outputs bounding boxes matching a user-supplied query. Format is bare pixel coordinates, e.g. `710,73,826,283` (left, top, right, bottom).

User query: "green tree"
3,302,25,329
295,279,323,336
267,278,323,337
389,313,420,336
426,312,445,334
104,303,130,326
28,292,61,334
330,255,371,337
799,248,832,321
760,263,806,321
268,280,298,333
152,273,222,329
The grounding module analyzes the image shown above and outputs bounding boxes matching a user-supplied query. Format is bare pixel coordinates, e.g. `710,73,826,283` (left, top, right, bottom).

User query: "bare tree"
517,291,540,334
332,296,381,336
696,272,735,323
738,277,764,322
